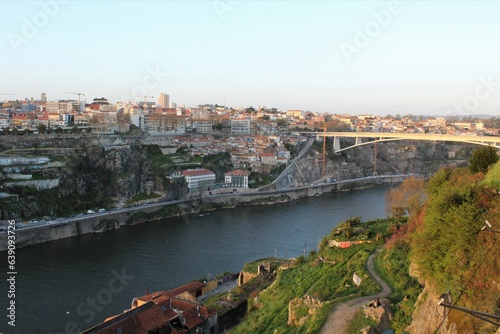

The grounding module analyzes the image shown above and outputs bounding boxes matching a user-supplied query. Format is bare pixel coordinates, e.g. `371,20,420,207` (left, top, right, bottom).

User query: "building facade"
224,170,249,188
231,118,251,135
158,93,170,108
182,168,216,191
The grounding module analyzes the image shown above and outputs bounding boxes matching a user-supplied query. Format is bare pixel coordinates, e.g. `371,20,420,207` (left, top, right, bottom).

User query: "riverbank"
1,184,393,334
0,175,406,251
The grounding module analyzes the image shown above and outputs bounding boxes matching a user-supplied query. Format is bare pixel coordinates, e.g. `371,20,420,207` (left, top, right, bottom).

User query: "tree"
276,118,289,127
37,124,47,133
55,127,63,134
469,146,499,174
71,125,79,134
386,176,426,220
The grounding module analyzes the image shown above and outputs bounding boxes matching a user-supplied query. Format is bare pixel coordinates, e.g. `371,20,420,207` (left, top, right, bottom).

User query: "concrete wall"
3,179,60,190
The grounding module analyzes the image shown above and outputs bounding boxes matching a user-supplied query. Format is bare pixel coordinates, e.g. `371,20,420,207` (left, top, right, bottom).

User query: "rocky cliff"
0,137,188,219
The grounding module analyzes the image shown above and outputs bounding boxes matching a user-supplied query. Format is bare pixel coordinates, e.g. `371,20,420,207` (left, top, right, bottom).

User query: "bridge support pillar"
355,137,363,146
333,137,340,152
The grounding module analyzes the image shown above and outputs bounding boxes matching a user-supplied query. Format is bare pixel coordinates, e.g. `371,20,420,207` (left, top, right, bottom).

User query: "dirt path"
318,248,392,334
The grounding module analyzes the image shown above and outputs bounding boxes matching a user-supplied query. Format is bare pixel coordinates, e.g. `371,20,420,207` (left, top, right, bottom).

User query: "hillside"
217,217,397,333
213,149,499,333
404,160,500,334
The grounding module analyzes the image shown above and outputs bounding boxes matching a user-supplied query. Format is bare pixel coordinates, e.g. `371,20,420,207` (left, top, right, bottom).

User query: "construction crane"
64,92,86,102
123,95,154,111
141,95,154,111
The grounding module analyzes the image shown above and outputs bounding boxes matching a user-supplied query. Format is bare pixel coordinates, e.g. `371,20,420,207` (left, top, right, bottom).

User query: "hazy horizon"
1,1,499,116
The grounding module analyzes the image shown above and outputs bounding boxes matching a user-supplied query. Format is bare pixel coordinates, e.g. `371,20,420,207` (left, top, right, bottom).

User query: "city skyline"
1,1,499,116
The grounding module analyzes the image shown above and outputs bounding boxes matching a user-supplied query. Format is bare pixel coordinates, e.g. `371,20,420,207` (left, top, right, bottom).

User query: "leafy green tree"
37,124,47,133
469,146,499,174
11,127,18,135
55,127,63,134
276,118,289,127
71,125,79,133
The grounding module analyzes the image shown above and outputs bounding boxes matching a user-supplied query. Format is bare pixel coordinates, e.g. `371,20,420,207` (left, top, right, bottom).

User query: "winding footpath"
319,248,392,334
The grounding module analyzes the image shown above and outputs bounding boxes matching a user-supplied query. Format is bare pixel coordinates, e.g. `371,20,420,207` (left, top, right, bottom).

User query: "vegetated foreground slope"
230,217,396,333
395,159,500,333
348,153,500,334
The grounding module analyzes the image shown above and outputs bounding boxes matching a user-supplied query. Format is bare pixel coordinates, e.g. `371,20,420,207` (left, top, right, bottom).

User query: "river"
0,184,394,334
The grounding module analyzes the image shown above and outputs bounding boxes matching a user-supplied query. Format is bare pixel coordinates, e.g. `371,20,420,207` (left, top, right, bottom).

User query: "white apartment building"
182,168,216,191
231,118,251,134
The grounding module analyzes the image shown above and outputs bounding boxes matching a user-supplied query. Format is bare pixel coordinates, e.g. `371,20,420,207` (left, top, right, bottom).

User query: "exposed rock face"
407,285,463,334
407,263,476,334
274,141,474,190
362,298,393,333
0,140,188,219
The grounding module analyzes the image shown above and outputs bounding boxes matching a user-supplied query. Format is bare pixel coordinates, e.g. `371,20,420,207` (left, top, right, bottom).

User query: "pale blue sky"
1,0,499,116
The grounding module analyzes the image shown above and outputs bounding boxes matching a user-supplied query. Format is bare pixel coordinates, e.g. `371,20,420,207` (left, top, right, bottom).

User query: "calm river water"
0,184,394,334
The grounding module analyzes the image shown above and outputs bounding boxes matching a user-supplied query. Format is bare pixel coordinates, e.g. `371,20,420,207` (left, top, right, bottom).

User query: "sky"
1,0,499,116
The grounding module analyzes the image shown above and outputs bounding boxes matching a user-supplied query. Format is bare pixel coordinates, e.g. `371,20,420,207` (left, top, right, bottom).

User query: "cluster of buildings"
177,168,249,194
348,114,499,136
166,133,300,174
1,92,498,137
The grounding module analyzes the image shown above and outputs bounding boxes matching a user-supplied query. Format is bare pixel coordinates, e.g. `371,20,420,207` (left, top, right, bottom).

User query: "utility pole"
438,291,500,327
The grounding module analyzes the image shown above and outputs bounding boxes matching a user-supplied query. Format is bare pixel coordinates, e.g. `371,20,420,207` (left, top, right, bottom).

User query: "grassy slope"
230,218,395,333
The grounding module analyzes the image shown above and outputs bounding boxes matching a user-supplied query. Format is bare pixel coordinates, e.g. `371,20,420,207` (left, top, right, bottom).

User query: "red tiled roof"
225,170,249,176
83,292,217,334
137,281,205,303
182,169,214,177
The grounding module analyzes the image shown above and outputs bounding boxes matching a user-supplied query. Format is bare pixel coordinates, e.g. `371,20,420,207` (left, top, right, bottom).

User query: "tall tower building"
41,93,47,102
158,93,169,108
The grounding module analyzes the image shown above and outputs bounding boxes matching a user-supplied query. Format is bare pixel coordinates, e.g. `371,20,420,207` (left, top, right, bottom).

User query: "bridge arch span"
311,132,500,153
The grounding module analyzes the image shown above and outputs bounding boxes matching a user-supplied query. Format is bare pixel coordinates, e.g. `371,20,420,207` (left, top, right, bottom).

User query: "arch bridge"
312,132,500,153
